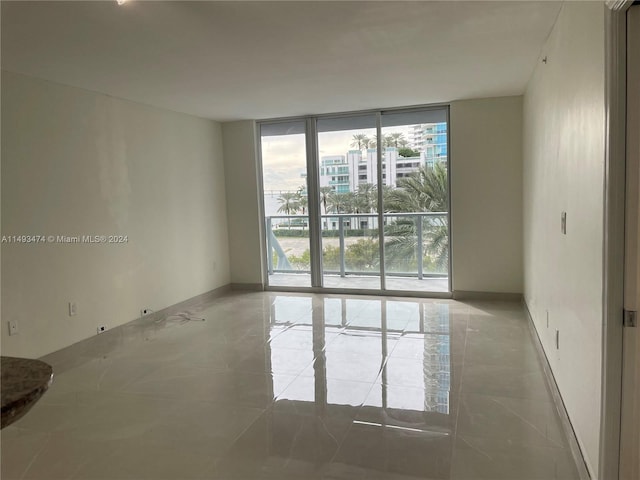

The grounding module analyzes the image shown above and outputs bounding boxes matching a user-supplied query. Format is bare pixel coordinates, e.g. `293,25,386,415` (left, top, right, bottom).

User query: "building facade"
273,123,450,228
410,122,448,167
319,121,448,194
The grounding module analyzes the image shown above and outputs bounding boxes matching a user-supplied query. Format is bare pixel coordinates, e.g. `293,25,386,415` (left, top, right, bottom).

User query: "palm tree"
355,183,377,213
385,162,448,212
381,184,395,206
351,134,370,151
295,186,308,215
277,191,300,229
387,132,408,148
326,191,349,214
368,134,392,149
319,187,332,214
384,217,448,271
319,186,333,229
384,162,449,270
294,187,308,229
342,192,358,214
351,186,375,230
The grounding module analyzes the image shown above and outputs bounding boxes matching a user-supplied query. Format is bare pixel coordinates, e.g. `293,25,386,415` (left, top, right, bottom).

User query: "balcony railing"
266,212,448,279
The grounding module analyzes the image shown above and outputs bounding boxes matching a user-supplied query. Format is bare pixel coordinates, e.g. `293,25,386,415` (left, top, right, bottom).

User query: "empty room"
1,1,638,480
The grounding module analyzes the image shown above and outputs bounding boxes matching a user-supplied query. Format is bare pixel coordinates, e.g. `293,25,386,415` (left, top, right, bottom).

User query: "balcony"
266,212,449,292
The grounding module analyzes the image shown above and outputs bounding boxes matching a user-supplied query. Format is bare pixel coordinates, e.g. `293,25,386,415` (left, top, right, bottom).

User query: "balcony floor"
268,273,449,292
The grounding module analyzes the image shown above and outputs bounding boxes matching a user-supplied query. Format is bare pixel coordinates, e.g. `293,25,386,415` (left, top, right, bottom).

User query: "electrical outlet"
69,301,77,316
97,325,107,334
8,320,18,336
141,308,153,317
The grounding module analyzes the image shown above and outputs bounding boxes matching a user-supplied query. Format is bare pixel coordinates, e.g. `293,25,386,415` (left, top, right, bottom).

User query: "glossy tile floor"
1,292,583,480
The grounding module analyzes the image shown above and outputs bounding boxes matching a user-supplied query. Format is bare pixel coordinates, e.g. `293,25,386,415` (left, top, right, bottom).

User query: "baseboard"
522,301,592,480
452,290,523,301
143,283,232,323
40,284,232,373
231,282,264,291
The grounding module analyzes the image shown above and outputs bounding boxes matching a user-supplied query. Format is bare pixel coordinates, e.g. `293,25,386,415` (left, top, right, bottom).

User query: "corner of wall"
450,96,524,295
221,120,264,286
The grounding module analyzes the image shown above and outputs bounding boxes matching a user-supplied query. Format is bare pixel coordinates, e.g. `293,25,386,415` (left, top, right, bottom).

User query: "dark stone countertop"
1,356,53,429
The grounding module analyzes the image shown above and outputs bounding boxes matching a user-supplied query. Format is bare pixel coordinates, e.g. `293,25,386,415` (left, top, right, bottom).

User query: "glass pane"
317,114,380,290
260,121,311,287
381,109,449,292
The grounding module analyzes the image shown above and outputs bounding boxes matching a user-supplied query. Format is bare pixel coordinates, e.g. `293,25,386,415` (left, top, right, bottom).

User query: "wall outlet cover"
8,321,18,336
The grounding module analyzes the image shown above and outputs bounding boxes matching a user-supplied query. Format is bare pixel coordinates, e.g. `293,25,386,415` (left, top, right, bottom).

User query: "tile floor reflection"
1,292,582,479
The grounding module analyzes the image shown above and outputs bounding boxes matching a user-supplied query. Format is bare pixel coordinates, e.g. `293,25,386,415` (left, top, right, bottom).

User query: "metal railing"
266,212,448,279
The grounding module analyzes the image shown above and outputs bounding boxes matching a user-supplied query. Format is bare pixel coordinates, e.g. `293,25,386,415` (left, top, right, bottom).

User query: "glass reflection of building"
248,295,455,478
265,295,455,478
268,296,452,413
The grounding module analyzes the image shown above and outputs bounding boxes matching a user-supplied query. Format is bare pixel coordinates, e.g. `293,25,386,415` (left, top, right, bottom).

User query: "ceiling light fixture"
116,0,127,5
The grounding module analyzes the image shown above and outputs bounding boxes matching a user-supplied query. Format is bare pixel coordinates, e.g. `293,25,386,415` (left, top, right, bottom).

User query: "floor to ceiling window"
380,109,449,293
317,114,380,290
260,106,450,294
260,120,311,288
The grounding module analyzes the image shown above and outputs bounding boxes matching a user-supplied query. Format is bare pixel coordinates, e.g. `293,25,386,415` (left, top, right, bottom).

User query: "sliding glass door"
317,114,380,290
381,109,449,293
260,121,312,288
259,106,450,294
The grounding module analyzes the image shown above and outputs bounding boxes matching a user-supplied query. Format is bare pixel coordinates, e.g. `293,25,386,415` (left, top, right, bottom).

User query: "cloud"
261,126,414,191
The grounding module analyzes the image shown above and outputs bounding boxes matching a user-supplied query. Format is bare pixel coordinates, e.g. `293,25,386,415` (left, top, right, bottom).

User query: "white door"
620,6,640,480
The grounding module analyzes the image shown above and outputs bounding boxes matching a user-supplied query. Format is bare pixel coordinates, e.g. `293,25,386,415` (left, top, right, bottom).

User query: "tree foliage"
350,134,370,151
383,162,449,271
384,162,448,213
277,192,299,215
386,132,408,148
398,147,419,158
345,239,379,271
275,158,450,274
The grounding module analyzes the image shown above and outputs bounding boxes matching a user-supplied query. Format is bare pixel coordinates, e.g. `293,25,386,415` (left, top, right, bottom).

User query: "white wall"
450,96,523,294
222,121,263,286
1,71,230,358
522,2,605,477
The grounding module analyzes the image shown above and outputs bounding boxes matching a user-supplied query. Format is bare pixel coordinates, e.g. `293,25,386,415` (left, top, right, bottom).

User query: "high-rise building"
410,122,448,167
320,147,442,193
318,123,447,194
319,155,351,193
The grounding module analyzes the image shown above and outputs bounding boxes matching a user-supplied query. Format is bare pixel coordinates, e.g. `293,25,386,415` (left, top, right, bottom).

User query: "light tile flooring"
1,292,582,479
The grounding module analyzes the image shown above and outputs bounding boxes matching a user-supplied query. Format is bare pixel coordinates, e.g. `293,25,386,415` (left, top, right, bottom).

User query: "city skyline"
261,124,424,192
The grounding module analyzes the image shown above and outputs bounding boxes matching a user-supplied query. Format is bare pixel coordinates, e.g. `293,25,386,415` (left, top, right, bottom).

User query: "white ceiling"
1,1,562,122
